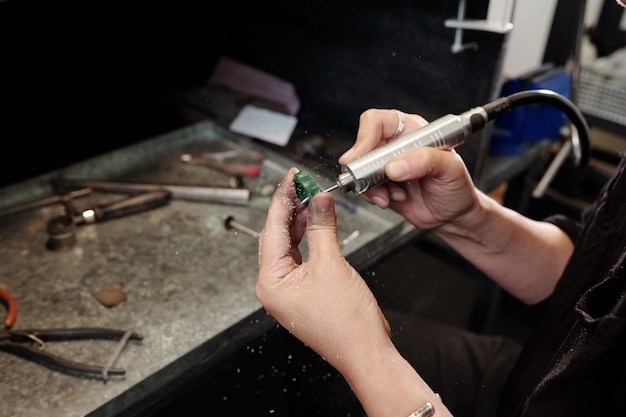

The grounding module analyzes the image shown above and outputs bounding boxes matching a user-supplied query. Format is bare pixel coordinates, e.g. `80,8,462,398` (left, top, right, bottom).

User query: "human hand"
339,109,480,230
256,167,393,374
257,167,454,416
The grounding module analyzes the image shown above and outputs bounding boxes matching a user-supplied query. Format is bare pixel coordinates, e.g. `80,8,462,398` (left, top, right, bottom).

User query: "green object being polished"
294,170,322,205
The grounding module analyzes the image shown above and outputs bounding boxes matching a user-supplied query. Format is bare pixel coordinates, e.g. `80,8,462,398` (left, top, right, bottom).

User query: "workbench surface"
0,120,409,417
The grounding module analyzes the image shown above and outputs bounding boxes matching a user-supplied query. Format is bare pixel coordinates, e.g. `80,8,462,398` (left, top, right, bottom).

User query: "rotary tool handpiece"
330,107,489,195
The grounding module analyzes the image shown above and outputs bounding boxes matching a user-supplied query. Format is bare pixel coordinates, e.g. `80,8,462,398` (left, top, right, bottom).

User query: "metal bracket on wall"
445,0,515,53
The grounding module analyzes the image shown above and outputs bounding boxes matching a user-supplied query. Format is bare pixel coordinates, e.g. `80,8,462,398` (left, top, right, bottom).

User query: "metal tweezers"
0,327,143,380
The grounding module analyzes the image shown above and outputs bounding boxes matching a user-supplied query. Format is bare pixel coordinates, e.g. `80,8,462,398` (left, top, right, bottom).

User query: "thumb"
306,192,342,259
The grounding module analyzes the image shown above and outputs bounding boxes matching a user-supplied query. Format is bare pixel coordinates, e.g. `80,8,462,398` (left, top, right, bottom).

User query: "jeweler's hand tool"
224,215,259,238
0,187,93,219
0,289,142,380
201,149,266,163
53,179,250,206
324,90,590,196
66,190,172,225
328,107,487,194
0,288,17,329
180,154,261,177
45,190,172,251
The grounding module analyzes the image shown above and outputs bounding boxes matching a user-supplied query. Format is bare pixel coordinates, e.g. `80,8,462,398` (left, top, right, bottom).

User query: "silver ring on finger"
391,109,405,138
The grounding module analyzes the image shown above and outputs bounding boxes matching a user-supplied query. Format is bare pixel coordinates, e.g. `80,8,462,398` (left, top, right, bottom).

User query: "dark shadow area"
149,325,365,417
1,0,502,188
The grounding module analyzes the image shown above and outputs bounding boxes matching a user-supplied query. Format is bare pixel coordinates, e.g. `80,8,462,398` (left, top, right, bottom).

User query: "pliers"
0,288,143,380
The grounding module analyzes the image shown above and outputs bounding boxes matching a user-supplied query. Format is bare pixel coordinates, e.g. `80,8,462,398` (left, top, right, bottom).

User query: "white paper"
229,105,298,146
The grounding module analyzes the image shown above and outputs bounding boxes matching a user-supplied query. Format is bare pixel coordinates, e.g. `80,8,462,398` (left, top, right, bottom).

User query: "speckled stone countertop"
0,120,410,417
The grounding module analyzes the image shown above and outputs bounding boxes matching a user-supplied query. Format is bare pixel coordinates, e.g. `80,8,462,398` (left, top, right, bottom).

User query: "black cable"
482,89,591,167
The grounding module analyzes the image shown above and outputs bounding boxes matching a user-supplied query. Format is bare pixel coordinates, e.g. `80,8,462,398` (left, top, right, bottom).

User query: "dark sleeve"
542,154,626,243
542,213,583,243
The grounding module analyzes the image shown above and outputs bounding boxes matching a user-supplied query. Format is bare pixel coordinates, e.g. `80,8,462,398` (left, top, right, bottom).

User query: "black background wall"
1,0,505,188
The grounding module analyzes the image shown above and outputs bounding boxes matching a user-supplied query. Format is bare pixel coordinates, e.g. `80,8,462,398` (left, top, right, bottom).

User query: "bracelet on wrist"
406,401,434,417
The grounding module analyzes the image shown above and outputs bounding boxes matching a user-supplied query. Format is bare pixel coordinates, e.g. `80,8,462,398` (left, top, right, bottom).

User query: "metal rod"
54,179,250,206
224,216,259,238
532,140,573,199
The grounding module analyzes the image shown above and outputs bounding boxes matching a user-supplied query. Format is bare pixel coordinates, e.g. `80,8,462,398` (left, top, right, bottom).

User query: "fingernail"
390,190,406,202
387,159,409,180
371,195,388,208
310,193,335,216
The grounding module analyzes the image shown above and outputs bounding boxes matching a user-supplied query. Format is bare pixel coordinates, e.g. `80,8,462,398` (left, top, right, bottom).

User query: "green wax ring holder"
294,170,322,204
